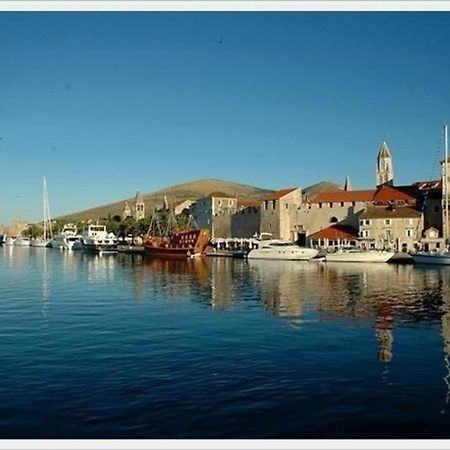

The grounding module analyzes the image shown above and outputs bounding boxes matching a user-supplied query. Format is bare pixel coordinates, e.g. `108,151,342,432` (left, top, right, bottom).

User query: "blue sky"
1,11,450,223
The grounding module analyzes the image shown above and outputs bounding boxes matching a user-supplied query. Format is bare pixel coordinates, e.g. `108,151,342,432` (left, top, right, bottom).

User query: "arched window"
330,216,339,224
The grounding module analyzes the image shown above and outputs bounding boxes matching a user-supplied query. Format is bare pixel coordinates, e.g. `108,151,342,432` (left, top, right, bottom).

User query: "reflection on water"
3,247,450,437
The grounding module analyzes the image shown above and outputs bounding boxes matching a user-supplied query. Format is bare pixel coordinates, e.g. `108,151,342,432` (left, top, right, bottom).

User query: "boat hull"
82,243,118,254
247,247,318,261
325,250,394,263
143,229,210,259
410,252,450,265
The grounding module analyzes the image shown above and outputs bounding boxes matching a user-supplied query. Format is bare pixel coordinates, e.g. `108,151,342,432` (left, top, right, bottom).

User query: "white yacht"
80,224,118,254
14,236,31,247
247,236,318,261
325,247,394,263
4,236,15,246
52,224,81,251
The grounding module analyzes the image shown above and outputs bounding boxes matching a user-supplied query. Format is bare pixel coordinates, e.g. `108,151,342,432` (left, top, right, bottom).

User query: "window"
264,201,268,210
218,200,221,206
352,202,356,206
340,202,344,207
319,203,322,209
406,229,413,237
329,203,333,208
362,230,370,238
359,220,364,226
272,200,276,210
365,219,371,226
385,219,391,225
285,203,289,209
330,217,338,224
229,200,233,206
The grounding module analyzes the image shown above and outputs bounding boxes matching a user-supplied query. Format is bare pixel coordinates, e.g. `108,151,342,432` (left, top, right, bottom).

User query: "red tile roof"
309,225,359,240
372,185,417,203
237,199,260,208
311,190,375,203
360,205,422,219
311,185,419,204
263,188,298,201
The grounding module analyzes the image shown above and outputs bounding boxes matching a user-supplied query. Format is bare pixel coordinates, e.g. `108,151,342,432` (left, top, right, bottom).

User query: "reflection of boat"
80,224,118,254
325,247,394,263
247,239,318,260
32,177,53,248
52,224,81,251
143,229,210,258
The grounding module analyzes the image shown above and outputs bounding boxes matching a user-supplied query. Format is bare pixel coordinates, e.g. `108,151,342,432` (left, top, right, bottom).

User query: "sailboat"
411,125,450,265
32,177,53,248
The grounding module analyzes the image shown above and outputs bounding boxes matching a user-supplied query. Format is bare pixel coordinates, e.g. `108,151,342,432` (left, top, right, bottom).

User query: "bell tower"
376,141,394,187
134,190,145,220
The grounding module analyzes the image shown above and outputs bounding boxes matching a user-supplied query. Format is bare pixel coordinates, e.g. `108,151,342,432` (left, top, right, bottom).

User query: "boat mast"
43,177,47,240
444,124,449,246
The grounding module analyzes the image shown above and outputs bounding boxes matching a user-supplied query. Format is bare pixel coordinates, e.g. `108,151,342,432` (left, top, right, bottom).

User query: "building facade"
358,205,423,251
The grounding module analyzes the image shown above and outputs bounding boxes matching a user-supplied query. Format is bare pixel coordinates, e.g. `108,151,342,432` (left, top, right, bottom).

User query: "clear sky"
1,11,450,223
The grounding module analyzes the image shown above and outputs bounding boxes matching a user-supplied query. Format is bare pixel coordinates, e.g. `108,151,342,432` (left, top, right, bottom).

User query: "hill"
58,178,275,222
302,181,342,201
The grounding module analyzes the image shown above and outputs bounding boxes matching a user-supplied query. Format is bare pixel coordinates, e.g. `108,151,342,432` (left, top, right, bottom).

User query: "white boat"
52,224,82,251
4,236,15,246
410,125,450,265
247,238,318,261
31,177,53,248
410,251,450,265
14,236,31,247
325,247,394,263
80,224,118,254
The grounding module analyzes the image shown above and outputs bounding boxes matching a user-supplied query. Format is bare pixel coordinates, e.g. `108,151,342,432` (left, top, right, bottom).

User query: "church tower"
123,201,132,219
376,141,394,187
134,190,145,220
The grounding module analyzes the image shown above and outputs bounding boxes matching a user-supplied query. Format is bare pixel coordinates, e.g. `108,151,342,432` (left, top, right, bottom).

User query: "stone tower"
123,201,132,219
376,141,394,187
134,190,145,220
344,175,352,191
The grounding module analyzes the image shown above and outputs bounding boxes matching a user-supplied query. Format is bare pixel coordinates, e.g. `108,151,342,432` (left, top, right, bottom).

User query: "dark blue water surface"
1,246,450,438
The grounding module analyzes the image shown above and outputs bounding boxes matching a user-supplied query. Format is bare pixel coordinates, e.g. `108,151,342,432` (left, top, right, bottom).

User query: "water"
1,246,450,438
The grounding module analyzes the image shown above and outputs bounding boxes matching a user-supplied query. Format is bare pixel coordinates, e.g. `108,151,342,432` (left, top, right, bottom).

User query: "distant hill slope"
58,178,275,222
303,181,342,201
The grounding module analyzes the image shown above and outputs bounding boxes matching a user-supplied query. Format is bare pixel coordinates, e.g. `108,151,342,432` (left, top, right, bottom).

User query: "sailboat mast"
444,125,449,246
43,177,47,240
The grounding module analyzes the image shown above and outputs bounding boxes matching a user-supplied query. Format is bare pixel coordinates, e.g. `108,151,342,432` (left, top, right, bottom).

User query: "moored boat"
246,239,318,261
52,224,82,251
325,247,394,263
80,224,118,254
410,251,450,265
143,229,210,258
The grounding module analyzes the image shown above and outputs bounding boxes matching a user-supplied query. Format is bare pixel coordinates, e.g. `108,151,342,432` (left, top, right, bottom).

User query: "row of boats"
3,222,450,264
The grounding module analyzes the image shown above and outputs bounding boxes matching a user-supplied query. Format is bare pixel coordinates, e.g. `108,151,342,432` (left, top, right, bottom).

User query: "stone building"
358,205,423,252
259,188,302,241
190,193,238,238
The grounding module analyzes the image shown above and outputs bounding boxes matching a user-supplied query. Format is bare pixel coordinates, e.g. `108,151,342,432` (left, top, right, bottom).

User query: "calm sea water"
1,246,450,438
